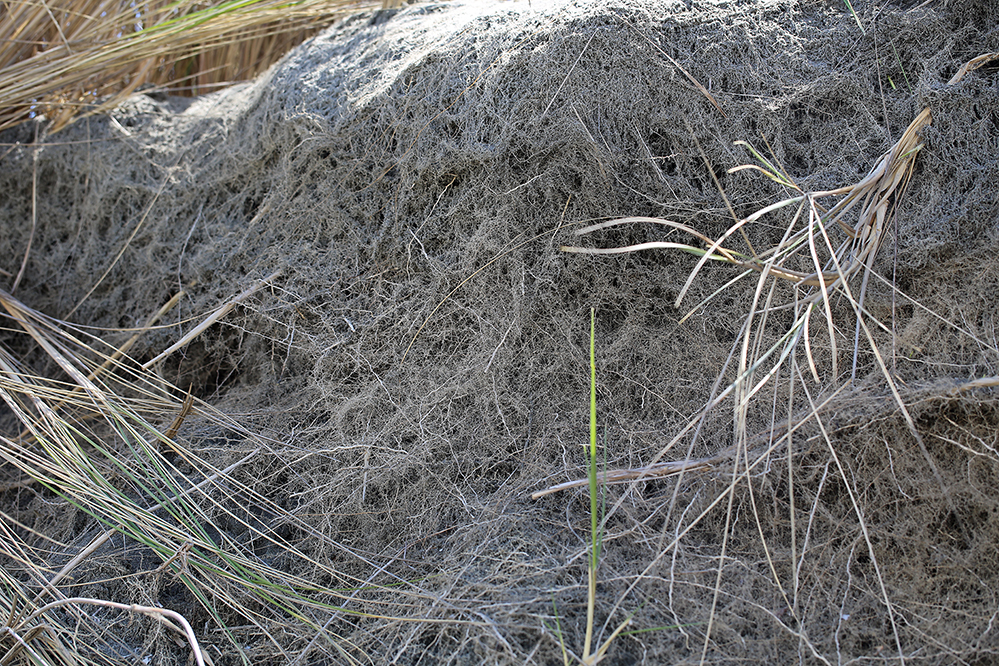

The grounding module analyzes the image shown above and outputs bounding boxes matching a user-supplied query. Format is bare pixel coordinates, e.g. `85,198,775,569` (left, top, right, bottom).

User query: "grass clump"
0,285,384,664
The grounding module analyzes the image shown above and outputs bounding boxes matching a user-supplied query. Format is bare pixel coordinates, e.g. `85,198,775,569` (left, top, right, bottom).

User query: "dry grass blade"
21,598,207,666
948,51,999,85
616,14,726,118
531,456,714,499
141,269,282,369
0,0,382,133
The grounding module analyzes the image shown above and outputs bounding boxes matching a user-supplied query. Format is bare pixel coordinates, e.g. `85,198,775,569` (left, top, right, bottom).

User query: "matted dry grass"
2,0,999,664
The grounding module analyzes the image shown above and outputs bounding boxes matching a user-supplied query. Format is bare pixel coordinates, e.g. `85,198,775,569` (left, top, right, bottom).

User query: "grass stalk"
583,308,599,660
843,0,865,34
565,309,633,665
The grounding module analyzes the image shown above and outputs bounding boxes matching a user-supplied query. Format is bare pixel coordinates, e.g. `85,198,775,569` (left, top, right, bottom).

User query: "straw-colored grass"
551,50,999,495
545,51,999,664
0,0,383,134
553,103,931,488
550,113,928,662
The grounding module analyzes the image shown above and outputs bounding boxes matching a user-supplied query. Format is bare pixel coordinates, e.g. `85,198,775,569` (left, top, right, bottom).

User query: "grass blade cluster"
556,104,932,488
0,287,374,664
0,0,382,133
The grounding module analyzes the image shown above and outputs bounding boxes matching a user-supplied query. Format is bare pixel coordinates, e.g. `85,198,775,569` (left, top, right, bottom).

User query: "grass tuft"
0,284,381,664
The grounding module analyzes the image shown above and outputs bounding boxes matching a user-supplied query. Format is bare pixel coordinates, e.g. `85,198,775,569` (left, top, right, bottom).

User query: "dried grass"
0,285,391,664
0,0,384,133
0,2,391,662
1,0,998,663
554,101,932,492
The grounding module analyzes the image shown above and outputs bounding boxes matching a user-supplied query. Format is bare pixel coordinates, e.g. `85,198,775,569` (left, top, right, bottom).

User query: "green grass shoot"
843,0,865,34
578,309,633,665
584,307,599,659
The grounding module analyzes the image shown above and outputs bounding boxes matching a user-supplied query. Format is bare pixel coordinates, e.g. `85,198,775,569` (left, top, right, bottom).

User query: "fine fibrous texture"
1,0,998,663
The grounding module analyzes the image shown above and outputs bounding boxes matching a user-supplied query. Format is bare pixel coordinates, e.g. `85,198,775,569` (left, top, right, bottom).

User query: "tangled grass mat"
1,0,998,663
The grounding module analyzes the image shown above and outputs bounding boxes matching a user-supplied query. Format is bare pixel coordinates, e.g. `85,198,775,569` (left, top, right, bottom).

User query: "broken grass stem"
142,269,282,370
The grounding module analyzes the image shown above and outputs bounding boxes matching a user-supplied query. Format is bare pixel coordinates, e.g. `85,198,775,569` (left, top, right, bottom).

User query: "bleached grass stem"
142,269,282,369
21,598,206,666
